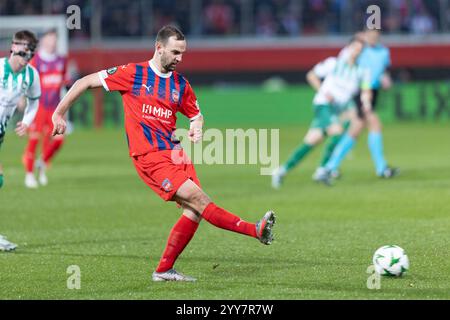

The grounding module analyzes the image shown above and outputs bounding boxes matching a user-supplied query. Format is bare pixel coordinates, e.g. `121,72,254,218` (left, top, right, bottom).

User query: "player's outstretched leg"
272,143,314,189
318,115,365,186
272,127,327,189
313,120,350,181
316,134,356,186
313,134,343,182
174,179,276,243
153,179,276,281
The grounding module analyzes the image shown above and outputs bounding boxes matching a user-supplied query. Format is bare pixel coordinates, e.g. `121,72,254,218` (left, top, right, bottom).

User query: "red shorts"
132,149,201,201
29,106,54,134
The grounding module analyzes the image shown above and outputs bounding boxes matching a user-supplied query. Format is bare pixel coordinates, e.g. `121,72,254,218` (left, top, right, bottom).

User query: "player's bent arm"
15,97,39,136
52,73,102,135
22,97,39,127
190,115,204,128
17,96,27,112
188,115,204,143
306,70,322,92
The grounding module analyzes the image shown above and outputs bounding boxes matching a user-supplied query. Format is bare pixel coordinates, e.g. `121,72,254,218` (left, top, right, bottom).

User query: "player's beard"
161,54,177,72
163,61,177,72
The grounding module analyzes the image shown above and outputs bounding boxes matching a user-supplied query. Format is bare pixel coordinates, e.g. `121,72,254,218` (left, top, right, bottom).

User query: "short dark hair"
156,25,185,45
13,30,38,51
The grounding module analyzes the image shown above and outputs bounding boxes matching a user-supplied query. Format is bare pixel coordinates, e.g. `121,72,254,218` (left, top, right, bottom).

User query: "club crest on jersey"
107,67,118,75
171,89,180,103
162,178,173,192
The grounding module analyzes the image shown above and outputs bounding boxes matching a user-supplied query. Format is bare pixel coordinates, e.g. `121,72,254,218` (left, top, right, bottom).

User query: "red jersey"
98,60,201,157
31,51,67,110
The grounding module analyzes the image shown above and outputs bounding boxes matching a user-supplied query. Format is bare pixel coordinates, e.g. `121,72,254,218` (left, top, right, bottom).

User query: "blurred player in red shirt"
23,29,69,188
51,26,276,281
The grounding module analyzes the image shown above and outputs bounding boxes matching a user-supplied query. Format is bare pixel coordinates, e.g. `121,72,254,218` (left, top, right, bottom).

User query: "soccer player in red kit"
23,29,69,188
51,26,276,281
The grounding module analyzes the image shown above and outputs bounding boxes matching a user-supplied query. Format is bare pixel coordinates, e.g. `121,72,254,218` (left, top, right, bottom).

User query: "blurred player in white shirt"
0,30,41,251
272,38,371,188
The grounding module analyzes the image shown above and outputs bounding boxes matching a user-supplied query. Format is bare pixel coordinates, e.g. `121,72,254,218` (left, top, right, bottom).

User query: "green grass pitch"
0,85,449,299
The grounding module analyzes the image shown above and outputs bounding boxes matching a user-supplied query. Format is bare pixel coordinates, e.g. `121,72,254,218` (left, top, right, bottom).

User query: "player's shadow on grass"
14,250,149,261
15,236,156,259
180,255,312,267
15,244,302,267
15,236,329,267
20,233,178,249
14,250,298,266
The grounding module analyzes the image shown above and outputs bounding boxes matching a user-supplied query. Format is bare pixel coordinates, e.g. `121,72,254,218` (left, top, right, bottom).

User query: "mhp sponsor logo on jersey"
142,104,173,119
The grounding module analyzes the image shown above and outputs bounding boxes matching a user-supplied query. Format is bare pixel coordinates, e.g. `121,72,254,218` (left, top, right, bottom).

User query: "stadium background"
0,0,450,300
1,0,449,127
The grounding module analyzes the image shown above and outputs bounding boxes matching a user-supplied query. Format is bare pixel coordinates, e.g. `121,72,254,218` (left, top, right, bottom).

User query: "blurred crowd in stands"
1,0,448,39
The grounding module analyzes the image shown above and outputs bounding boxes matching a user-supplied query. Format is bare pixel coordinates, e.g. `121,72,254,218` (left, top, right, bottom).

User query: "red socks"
23,137,64,172
201,203,257,238
24,138,39,173
156,215,199,273
43,139,64,164
156,203,256,273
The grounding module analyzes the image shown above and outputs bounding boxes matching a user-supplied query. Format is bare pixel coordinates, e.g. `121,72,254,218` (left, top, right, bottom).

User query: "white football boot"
255,210,276,245
0,235,18,252
312,167,327,182
271,167,286,189
36,160,48,186
152,269,197,282
25,173,38,189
